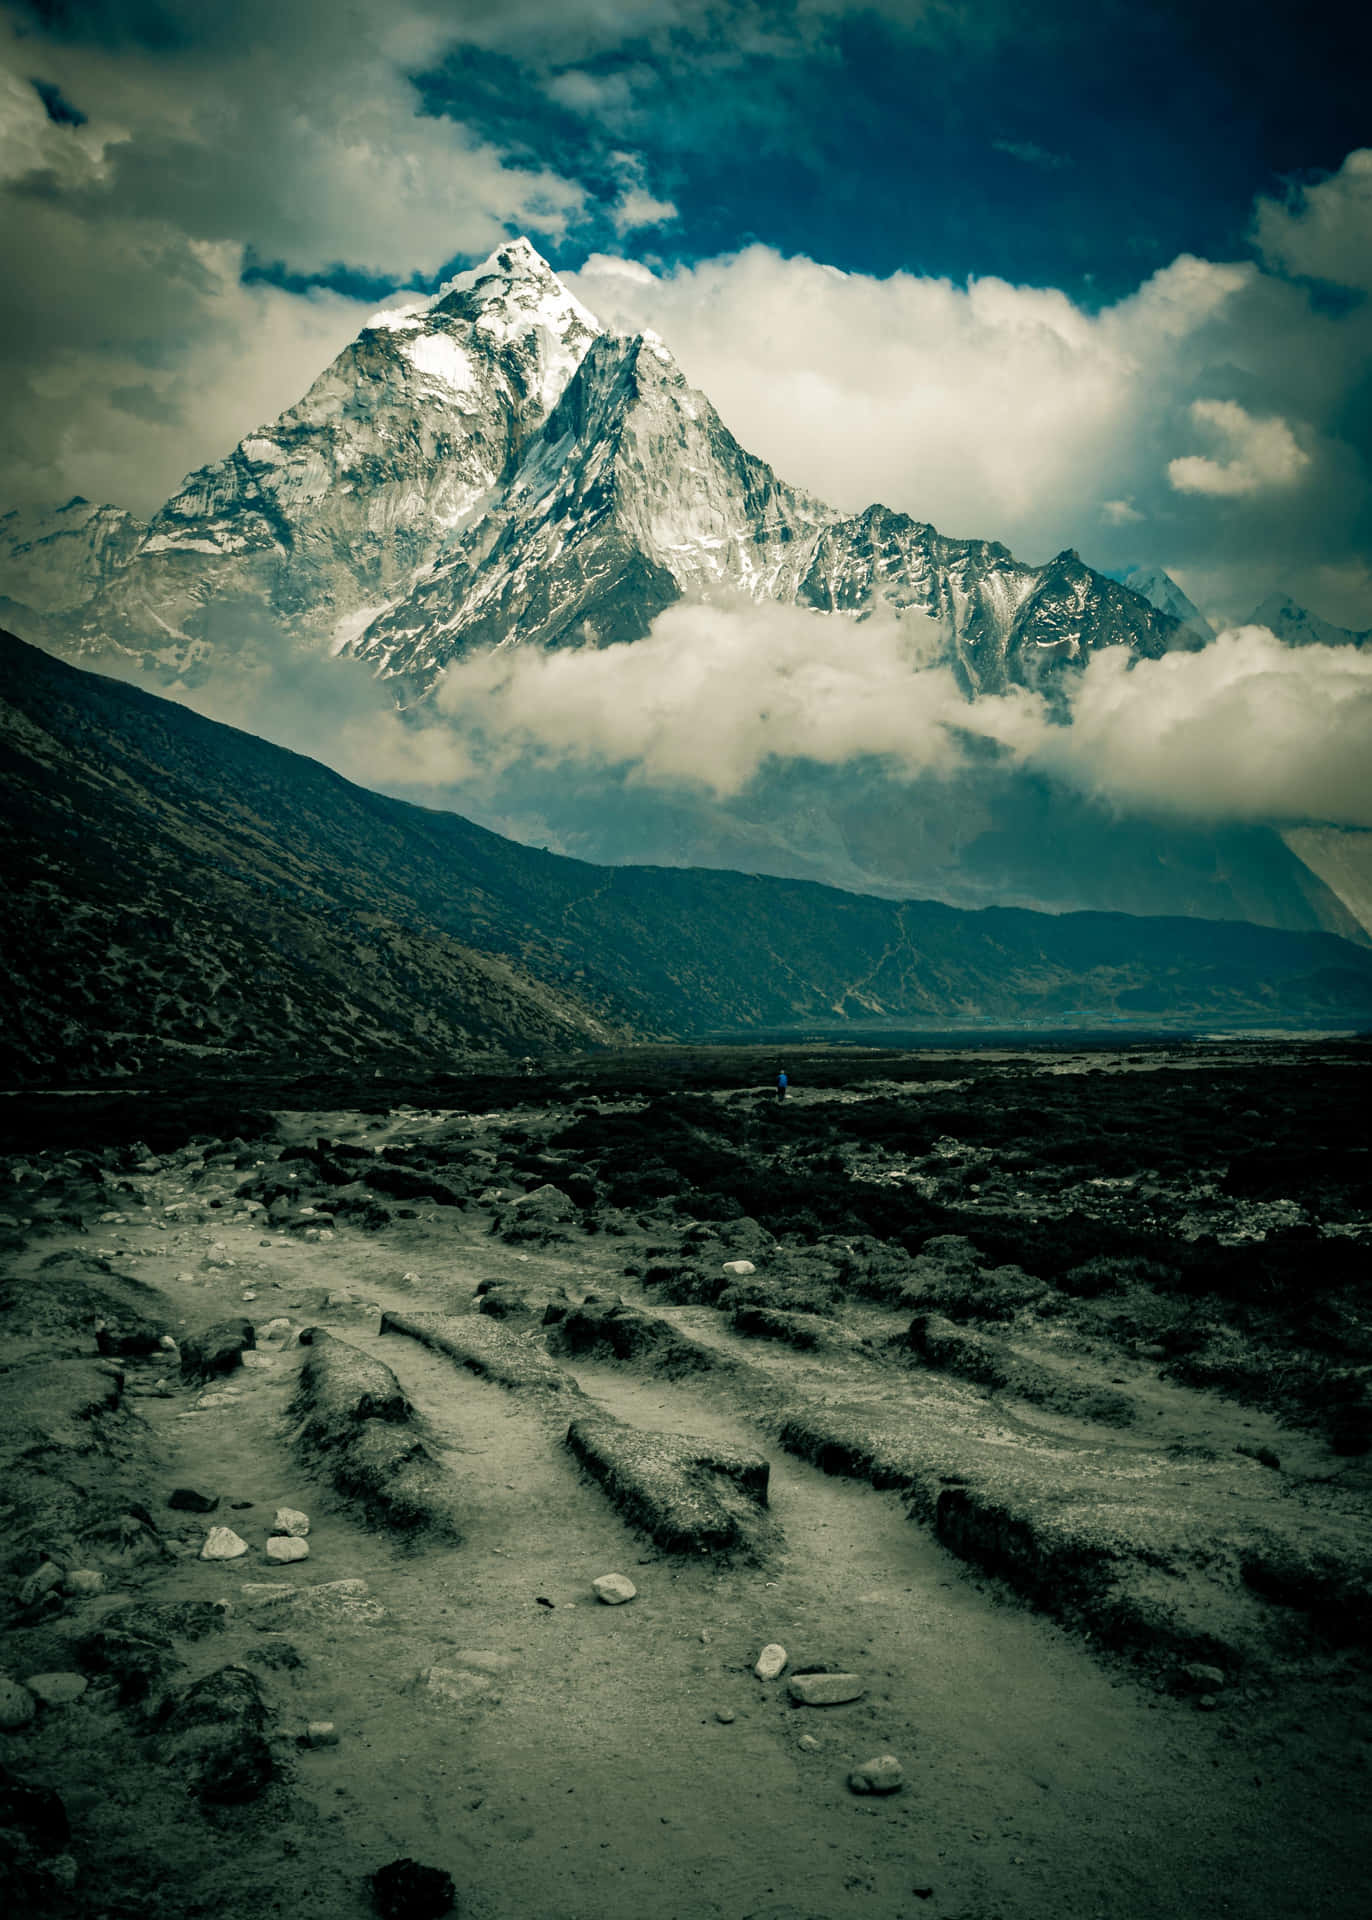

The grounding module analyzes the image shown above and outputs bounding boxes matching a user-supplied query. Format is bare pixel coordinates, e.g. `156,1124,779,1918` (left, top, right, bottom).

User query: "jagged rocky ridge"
4,242,1367,942
6,239,1186,698
3,627,1372,1083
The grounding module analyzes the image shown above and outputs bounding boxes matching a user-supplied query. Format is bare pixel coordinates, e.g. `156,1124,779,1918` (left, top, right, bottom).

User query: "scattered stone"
787,1672,864,1707
722,1259,757,1276
592,1573,637,1605
1177,1662,1227,1694
180,1317,255,1381
754,1643,788,1680
201,1244,235,1270
848,1754,904,1794
266,1537,310,1564
715,1707,736,1724
201,1527,249,1561
17,1561,63,1606
169,1487,220,1513
0,1675,36,1729
259,1317,293,1348
158,1333,178,1351
369,1858,456,1920
796,1733,821,1752
299,1721,339,1747
62,1569,105,1597
273,1507,310,1537
241,1351,275,1370
22,1672,88,1706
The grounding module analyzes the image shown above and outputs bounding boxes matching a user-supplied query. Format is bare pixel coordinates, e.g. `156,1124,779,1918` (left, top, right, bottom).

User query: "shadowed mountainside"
3,628,1372,1083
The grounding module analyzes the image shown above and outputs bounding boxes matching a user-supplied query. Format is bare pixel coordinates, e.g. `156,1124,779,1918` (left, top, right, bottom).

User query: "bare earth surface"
2,1043,1370,1919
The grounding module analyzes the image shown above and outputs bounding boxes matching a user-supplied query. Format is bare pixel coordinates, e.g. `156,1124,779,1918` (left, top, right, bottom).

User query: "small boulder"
0,1676,36,1729
754,1643,788,1681
722,1259,757,1276
22,1672,88,1707
168,1487,219,1513
592,1573,637,1605
273,1507,310,1538
62,1569,104,1597
266,1537,309,1564
17,1562,63,1606
180,1318,255,1381
369,1858,456,1920
201,1527,249,1561
1176,1662,1227,1695
787,1672,864,1707
849,1754,904,1795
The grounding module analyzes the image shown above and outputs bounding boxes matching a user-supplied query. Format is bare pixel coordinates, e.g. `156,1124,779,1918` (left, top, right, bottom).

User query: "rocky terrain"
5,627,1372,1086
1,1038,1369,1919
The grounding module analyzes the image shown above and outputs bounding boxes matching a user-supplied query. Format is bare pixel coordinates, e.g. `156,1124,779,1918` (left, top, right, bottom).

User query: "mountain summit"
10,238,1187,696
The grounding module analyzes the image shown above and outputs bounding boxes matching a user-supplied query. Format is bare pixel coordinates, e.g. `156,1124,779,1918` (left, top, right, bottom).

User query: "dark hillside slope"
2,629,1371,1082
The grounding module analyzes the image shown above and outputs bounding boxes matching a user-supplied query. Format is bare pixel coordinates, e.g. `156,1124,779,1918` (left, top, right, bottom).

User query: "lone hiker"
776,1067,788,1103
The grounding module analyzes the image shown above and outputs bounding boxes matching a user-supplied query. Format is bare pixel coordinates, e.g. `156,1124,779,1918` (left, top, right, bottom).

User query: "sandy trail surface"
2,1084,1370,1920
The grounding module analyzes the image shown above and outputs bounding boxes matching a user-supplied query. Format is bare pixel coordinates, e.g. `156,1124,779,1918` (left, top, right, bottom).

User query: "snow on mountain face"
1114,565,1215,648
15,237,1184,694
45,240,601,672
349,328,837,680
1248,592,1371,649
348,321,1185,694
0,498,145,613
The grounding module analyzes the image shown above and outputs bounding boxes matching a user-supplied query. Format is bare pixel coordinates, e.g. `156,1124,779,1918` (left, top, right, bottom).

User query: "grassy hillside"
2,628,1371,1082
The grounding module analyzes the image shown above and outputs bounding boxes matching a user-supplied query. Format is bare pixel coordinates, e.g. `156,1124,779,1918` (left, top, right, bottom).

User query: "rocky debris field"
0,1037,1370,1920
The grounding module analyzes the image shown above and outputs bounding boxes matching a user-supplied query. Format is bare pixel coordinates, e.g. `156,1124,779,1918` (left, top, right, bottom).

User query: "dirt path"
4,1123,1370,1920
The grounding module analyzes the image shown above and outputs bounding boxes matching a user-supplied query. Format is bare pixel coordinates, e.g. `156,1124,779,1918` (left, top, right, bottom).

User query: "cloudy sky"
1,0,1369,627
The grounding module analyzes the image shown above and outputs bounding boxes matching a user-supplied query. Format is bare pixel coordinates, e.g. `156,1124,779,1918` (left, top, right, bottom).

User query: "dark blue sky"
15,1,1368,303
400,0,1369,304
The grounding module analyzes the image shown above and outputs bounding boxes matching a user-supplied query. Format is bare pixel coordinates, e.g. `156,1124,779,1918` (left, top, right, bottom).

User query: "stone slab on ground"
566,1414,772,1556
380,1308,581,1395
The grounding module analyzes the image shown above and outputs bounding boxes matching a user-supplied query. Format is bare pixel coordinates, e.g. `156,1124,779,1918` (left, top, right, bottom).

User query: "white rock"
787,1671,864,1706
240,1352,275,1370
848,1753,904,1794
62,1569,105,1597
266,1536,310,1563
754,1643,788,1680
274,1507,310,1537
259,1317,293,1347
0,1675,36,1729
201,1244,234,1269
201,1527,249,1560
592,1573,637,1605
158,1334,178,1351
721,1259,756,1276
23,1671,88,1706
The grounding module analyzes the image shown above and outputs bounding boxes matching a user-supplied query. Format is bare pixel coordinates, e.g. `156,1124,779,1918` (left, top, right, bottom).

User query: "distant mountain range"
1112,566,1371,652
4,627,1370,1083
0,239,1367,943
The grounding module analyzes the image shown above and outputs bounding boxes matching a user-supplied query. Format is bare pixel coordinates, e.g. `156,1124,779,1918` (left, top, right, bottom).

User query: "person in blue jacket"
776,1067,788,1102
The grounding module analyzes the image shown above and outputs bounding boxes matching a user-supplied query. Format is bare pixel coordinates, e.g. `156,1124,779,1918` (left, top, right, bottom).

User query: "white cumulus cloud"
1167,399,1310,498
